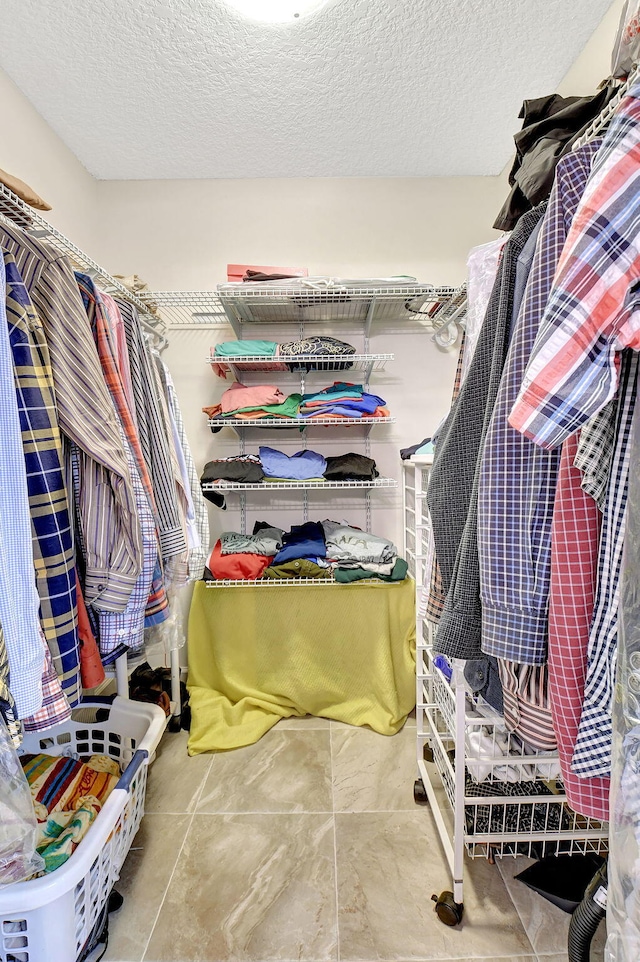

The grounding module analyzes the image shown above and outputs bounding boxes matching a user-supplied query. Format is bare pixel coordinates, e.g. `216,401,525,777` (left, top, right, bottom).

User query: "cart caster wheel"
168,715,182,733
431,891,463,926
413,779,430,805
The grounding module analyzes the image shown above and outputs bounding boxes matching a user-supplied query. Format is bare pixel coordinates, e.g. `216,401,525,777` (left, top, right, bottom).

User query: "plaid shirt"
548,432,609,820
479,143,600,665
429,205,546,660
5,253,81,708
510,81,640,448
574,399,617,510
0,222,142,612
0,252,43,718
572,349,639,777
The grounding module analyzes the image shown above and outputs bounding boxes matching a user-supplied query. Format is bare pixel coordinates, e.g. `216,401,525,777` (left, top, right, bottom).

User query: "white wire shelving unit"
416,632,608,923
141,286,467,346
203,477,397,491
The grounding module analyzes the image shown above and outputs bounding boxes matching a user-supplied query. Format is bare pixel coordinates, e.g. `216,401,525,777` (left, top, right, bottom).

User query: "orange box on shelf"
227,264,309,282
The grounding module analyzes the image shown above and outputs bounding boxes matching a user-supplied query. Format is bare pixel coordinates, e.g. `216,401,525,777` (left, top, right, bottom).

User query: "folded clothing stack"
298,382,389,420
202,519,407,582
260,446,327,481
200,451,379,487
211,336,356,378
322,521,407,582
203,383,302,422
201,455,264,487
210,340,288,378
205,521,284,580
324,453,379,481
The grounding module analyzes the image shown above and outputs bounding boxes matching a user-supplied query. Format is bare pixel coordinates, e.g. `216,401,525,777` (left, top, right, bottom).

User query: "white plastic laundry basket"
0,697,166,962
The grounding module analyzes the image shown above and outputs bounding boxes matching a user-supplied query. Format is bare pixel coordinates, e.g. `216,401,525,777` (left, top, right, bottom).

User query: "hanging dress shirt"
116,299,187,564
0,222,141,612
4,253,81,708
161,362,209,579
76,274,168,652
428,205,546,660
574,399,617,509
548,433,610,820
572,350,639,777
0,625,22,747
0,254,43,717
479,142,601,666
462,237,508,382
510,80,640,447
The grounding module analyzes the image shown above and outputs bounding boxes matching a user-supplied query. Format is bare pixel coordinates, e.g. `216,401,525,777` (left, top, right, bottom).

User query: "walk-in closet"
1,2,640,961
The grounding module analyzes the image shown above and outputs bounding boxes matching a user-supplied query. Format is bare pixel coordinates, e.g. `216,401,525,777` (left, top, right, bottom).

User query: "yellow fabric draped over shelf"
187,579,416,754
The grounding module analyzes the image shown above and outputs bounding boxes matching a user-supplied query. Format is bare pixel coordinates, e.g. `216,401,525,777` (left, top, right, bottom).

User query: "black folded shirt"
324,453,379,481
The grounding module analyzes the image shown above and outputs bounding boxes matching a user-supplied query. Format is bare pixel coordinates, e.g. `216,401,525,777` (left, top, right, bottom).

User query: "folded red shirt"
207,541,271,580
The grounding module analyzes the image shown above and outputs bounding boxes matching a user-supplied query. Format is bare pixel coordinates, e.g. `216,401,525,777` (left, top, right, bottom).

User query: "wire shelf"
207,353,394,375
208,415,395,429
0,182,166,343
202,477,397,492
217,283,465,327
204,577,403,588
141,288,466,338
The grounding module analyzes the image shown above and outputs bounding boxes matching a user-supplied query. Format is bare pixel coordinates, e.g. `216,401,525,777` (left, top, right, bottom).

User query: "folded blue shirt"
259,446,327,480
273,522,327,564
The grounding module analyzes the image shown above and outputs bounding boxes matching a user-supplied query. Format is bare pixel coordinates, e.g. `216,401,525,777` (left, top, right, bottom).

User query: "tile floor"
104,716,603,962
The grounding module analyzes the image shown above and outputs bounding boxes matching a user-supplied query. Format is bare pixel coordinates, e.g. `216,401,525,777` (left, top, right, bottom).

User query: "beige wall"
0,0,625,550
0,68,97,253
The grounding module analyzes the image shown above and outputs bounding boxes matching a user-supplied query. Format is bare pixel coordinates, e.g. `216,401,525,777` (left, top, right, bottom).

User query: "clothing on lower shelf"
274,522,327,564
263,559,329,579
206,541,272,581
219,527,284,556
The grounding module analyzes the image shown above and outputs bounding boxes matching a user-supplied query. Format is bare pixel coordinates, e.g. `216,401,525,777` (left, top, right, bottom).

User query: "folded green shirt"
222,393,302,418
334,558,408,583
215,340,278,357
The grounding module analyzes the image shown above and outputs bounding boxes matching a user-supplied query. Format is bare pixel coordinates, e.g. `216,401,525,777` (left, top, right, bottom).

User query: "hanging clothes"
461,236,508,382
509,80,640,446
428,204,546,661
572,350,639,778
158,359,209,580
4,252,81,708
116,298,187,565
479,141,601,666
0,253,43,718
0,221,142,613
548,432,610,820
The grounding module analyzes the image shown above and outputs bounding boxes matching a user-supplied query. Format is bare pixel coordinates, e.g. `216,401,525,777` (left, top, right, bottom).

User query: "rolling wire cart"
407,464,609,927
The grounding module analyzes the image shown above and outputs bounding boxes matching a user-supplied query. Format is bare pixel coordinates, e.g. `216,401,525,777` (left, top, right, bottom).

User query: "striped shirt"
161,360,210,578
0,222,142,612
510,80,640,447
116,299,186,561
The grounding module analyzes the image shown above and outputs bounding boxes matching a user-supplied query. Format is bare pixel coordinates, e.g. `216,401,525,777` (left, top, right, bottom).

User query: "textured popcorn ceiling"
0,0,613,180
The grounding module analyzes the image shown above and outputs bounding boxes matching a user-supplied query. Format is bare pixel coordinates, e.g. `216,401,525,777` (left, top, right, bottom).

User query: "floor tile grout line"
329,727,341,962
139,751,215,962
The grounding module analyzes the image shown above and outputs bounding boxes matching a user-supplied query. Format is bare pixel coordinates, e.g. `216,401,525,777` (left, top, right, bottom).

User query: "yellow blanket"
187,579,416,753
